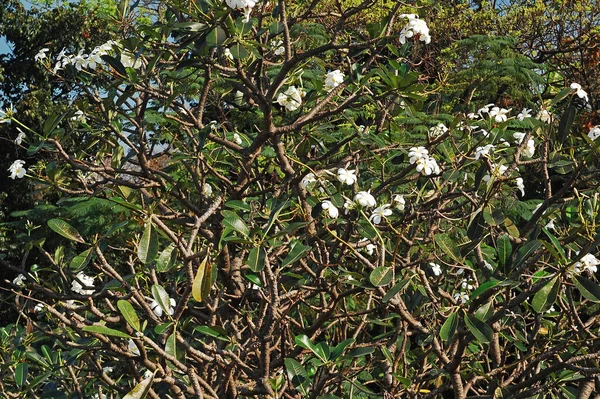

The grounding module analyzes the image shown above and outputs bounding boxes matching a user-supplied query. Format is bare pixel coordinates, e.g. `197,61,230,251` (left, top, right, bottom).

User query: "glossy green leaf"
82,325,131,339
497,234,512,268
151,284,171,317
284,358,310,396
229,44,249,59
440,311,459,341
464,313,493,344
434,233,461,262
247,247,265,272
15,363,28,387
48,218,85,243
282,241,311,268
573,275,600,302
221,210,250,238
69,248,93,271
382,279,410,303
206,26,226,48
532,276,560,313
557,106,576,144
138,221,158,265
330,338,355,361
369,266,393,287
194,325,230,342
123,375,154,399
156,244,178,273
117,300,141,332
295,335,326,361
514,240,542,269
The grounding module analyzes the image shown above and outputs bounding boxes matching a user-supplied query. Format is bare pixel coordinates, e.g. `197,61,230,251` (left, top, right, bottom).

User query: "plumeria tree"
3,0,600,398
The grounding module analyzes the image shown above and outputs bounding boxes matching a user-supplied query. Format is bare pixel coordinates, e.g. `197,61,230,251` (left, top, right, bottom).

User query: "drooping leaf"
156,244,178,273
15,363,28,387
123,375,154,399
532,276,560,313
47,219,85,243
440,312,459,341
464,313,493,344
247,247,265,272
117,300,141,332
82,325,131,339
151,284,171,317
573,275,600,303
369,266,393,287
284,358,310,396
138,221,158,265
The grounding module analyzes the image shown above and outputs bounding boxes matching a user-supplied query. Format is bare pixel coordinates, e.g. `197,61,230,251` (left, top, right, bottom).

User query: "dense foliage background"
2,0,600,398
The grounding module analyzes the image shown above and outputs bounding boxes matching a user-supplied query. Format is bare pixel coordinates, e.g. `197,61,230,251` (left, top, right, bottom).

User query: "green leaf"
440,312,459,341
284,358,310,396
573,275,600,302
295,335,327,362
221,210,250,238
557,106,576,144
138,221,158,264
514,240,542,269
382,279,410,303
192,255,213,302
369,266,393,287
282,241,311,268
69,248,93,271
543,228,566,263
194,325,231,342
47,219,85,243
151,284,171,317
117,300,141,332
434,233,461,263
206,26,227,48
247,247,265,272
497,234,512,268
532,276,560,313
100,54,128,77
330,339,355,361
229,44,249,59
43,113,66,136
470,279,501,301
15,363,28,387
156,244,178,273
464,313,493,344
165,331,176,359
550,87,573,106
262,200,288,237
82,325,131,339
123,375,154,399
347,347,375,357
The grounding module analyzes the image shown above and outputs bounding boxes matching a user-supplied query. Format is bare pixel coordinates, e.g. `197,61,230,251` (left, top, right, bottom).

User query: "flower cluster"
271,40,285,56
324,70,345,92
408,147,439,176
71,271,95,295
225,0,256,23
429,123,448,138
399,14,431,45
277,86,305,111
51,41,118,72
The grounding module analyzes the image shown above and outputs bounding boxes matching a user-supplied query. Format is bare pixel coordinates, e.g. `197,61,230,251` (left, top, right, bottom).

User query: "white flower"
223,48,234,61
34,303,45,313
365,243,377,256
357,125,368,135
483,261,494,271
8,160,26,179
120,51,142,69
392,194,405,211
399,14,431,45
13,274,26,287
321,200,339,219
225,0,256,22
429,123,448,138
429,262,442,276
271,40,285,56
499,138,510,147
233,133,243,145
477,103,496,115
489,107,511,123
71,271,95,295
537,109,552,124
71,110,86,123
573,253,600,274
545,218,556,230
354,191,376,208
513,132,526,144
337,168,357,185
474,144,495,160
127,339,140,355
143,369,153,379
523,139,535,158
461,279,474,290
369,204,392,224
415,156,440,176
588,126,600,141
515,177,525,197
208,120,219,130
483,164,508,183
202,183,213,197
300,173,317,188
408,146,428,164
276,86,304,111
517,108,532,120
324,70,345,92
454,292,469,304
15,128,26,145
34,48,50,62
570,83,589,102
479,128,490,138
467,112,479,120
150,297,176,317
